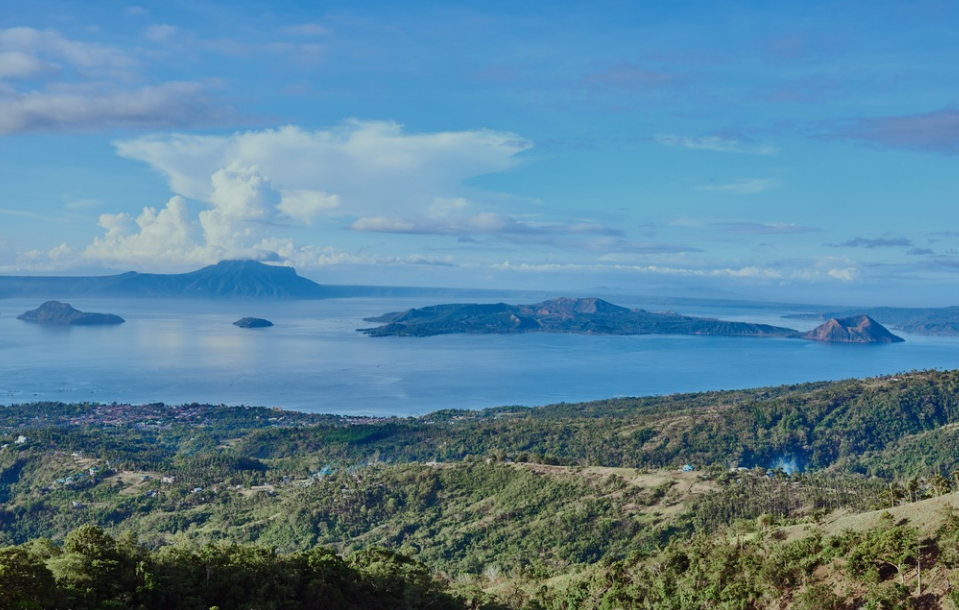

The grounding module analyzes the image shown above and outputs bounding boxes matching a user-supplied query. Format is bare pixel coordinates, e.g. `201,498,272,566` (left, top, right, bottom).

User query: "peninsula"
17,301,125,326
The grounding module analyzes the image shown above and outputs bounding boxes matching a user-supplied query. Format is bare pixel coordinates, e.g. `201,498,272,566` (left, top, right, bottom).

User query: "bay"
2,297,958,416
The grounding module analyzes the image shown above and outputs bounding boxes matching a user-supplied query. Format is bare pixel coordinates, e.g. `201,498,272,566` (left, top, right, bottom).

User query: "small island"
359,297,905,344
233,317,274,328
799,314,904,343
17,301,125,326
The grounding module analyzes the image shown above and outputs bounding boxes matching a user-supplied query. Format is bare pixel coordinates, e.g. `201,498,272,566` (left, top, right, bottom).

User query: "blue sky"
0,0,958,305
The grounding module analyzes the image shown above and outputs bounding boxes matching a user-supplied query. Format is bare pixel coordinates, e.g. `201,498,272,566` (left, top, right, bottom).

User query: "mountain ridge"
0,260,327,299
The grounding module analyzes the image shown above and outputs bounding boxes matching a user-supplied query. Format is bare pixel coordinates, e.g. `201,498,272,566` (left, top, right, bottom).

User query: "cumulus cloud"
699,178,778,194
83,122,533,268
824,107,959,155
85,196,204,266
114,121,531,217
656,134,779,155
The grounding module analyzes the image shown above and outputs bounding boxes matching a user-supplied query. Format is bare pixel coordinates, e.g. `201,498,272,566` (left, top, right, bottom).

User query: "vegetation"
6,370,959,607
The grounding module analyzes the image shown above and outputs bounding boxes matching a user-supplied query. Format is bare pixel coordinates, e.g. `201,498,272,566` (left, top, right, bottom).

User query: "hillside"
6,371,959,607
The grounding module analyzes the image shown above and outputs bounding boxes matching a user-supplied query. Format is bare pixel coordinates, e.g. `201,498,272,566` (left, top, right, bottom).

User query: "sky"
0,1,957,305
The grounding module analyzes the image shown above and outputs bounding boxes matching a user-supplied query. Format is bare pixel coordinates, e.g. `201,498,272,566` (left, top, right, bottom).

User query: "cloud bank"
82,121,532,268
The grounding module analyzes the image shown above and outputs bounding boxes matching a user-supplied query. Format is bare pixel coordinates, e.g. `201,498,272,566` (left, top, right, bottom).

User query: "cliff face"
799,314,904,343
17,301,125,326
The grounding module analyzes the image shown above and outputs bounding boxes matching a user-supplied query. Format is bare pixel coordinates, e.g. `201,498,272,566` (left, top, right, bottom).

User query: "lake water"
2,297,959,416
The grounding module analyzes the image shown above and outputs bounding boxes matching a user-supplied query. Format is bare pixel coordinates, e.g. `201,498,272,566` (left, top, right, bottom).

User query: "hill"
7,371,959,607
788,305,959,336
799,314,904,343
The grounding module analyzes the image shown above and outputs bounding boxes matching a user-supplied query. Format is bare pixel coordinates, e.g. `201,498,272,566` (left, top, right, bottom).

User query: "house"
682,464,695,473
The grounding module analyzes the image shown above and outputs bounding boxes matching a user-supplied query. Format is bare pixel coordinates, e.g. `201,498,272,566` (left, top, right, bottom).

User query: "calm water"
2,297,958,416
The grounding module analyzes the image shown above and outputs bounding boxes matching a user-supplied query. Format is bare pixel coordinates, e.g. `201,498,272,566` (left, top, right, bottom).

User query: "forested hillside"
5,370,959,608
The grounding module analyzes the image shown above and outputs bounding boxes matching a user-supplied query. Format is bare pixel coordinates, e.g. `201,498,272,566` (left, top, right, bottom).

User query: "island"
799,314,904,343
786,306,959,336
358,297,799,338
233,317,274,328
359,297,906,344
17,301,125,326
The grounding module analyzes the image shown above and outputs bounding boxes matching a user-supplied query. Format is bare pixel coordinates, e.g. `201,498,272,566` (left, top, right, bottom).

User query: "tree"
848,518,920,587
0,546,58,610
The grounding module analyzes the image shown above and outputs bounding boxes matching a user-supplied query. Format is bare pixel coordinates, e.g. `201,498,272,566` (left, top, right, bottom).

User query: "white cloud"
351,216,419,233
114,121,532,217
699,178,779,195
0,81,229,134
0,51,59,80
144,25,178,42
430,197,469,217
350,212,621,239
0,28,227,134
84,122,531,269
85,196,205,265
491,260,859,282
0,27,135,77
656,134,779,155
277,189,340,223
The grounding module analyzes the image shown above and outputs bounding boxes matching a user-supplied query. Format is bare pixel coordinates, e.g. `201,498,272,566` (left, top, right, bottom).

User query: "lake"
2,296,959,415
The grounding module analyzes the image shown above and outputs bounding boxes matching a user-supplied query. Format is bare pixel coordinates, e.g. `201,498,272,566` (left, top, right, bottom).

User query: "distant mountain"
785,306,959,336
17,301,125,326
799,314,904,343
0,260,327,299
359,297,800,338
